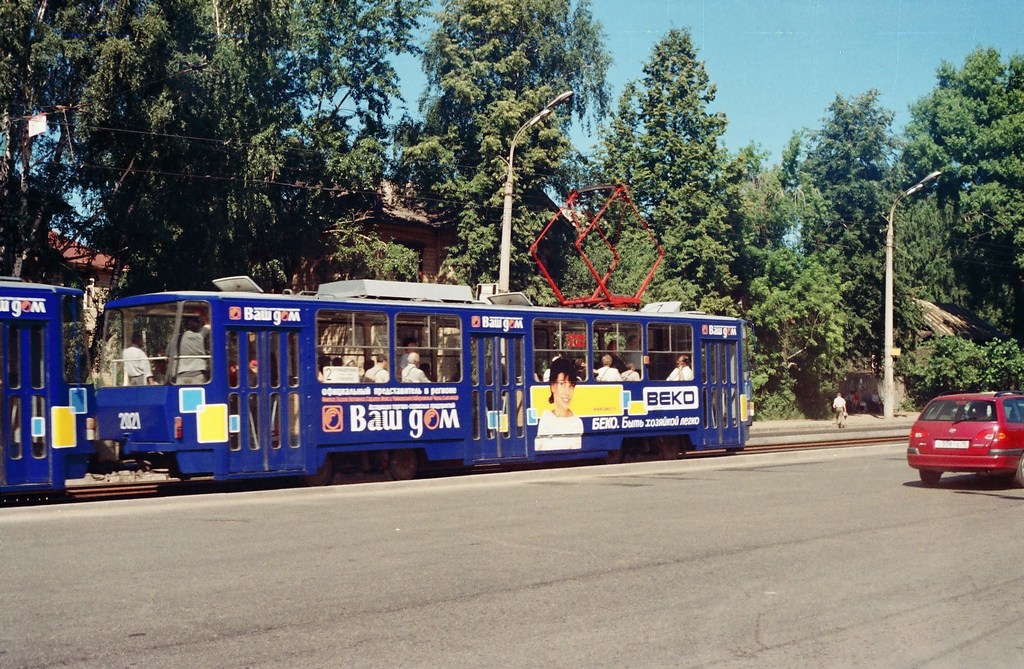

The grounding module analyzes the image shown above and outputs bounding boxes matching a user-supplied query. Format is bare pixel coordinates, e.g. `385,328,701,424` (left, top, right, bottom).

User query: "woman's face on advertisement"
550,372,575,413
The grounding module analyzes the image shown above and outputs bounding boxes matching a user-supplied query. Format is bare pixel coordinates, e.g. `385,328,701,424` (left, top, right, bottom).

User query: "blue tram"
94,278,753,483
0,278,95,496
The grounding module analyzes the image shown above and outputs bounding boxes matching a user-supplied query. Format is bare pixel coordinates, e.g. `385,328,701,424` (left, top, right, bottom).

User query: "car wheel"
919,470,942,487
1014,456,1024,489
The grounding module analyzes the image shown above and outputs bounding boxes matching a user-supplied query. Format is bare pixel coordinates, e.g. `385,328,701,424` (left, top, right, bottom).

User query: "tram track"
49,434,906,504
742,434,903,454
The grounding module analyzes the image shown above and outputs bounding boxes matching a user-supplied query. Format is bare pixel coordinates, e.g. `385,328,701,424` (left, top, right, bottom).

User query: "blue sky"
593,0,1024,160
394,0,1024,162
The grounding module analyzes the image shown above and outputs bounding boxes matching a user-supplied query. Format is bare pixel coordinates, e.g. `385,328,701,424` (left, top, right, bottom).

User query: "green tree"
903,47,1024,337
4,1,425,293
397,0,610,296
596,28,737,314
1,1,85,282
726,143,814,312
901,336,982,406
746,247,849,418
798,91,898,364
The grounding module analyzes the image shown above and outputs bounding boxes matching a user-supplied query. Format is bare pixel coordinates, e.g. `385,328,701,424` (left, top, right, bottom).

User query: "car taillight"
175,416,183,440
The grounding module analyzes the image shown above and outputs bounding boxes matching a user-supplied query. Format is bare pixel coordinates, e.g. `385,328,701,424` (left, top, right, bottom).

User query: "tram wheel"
655,436,678,460
388,449,418,480
304,454,335,486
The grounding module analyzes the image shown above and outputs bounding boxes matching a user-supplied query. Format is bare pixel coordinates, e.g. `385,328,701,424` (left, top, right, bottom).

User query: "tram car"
1,278,95,496
93,277,753,484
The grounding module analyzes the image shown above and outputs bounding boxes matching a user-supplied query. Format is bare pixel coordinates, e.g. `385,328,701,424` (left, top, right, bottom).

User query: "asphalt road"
3,443,1023,668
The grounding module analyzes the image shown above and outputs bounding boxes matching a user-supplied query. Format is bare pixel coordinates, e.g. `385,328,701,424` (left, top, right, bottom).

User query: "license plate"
934,439,970,449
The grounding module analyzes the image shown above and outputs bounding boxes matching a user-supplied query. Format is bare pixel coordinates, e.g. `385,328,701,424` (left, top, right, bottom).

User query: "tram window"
593,320,642,380
227,331,240,388
471,389,481,440
29,326,44,389
288,392,300,448
647,323,693,381
395,313,462,383
8,397,22,460
483,338,494,386
269,332,281,388
247,332,260,388
270,392,282,449
98,301,210,387
228,394,241,451
515,388,525,437
169,301,211,385
62,294,90,384
470,339,479,386
485,389,496,438
7,327,20,389
287,333,299,387
533,318,588,382
31,395,46,458
500,390,510,436
247,394,260,450
316,310,388,383
514,338,524,385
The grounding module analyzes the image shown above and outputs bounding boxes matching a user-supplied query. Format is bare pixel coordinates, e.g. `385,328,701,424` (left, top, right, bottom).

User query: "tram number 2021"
119,412,142,430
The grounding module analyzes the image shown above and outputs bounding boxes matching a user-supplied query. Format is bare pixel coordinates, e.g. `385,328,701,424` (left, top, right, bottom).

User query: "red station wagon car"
907,391,1024,487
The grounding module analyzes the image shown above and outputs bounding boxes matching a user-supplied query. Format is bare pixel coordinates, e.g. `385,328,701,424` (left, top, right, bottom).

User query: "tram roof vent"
475,282,533,306
213,276,264,293
640,301,682,313
483,292,533,307
318,279,476,303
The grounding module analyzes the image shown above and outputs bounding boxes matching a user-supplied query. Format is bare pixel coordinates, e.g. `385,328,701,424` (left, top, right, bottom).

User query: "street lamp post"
498,90,573,294
883,169,941,418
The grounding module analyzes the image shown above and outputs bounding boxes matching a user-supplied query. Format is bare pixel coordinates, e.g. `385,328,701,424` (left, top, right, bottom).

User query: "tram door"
701,339,744,449
1,322,51,487
470,335,528,462
225,329,304,474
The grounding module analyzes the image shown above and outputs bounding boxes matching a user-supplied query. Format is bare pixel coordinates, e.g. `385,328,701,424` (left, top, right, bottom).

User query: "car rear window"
1002,398,1024,423
921,399,996,422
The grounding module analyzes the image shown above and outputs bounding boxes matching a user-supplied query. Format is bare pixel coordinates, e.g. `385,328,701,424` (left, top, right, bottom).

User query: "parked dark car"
907,391,1024,487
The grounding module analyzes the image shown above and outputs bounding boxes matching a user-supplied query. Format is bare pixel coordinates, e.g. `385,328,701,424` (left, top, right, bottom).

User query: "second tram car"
95,278,753,483
1,278,95,496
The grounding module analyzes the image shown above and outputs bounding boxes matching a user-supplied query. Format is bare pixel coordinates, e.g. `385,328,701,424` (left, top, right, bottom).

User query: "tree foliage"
901,336,1024,407
596,28,738,313
746,247,849,417
398,0,610,296
904,47,1024,338
797,91,898,364
2,0,426,293
1,0,83,282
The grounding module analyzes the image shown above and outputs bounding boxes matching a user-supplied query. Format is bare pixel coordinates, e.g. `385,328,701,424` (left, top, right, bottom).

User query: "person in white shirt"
620,362,640,382
364,355,389,383
594,354,622,382
832,392,848,428
401,351,430,383
667,354,694,381
123,332,154,385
